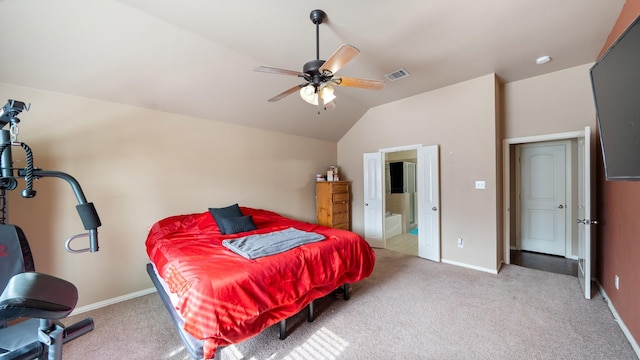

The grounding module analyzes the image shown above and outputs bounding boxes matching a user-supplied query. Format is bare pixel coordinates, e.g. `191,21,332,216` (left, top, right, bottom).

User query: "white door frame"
379,144,423,155
503,129,586,265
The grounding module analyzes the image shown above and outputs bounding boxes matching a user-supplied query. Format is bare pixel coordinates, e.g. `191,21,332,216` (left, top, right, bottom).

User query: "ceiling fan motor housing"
303,59,331,87
303,59,325,74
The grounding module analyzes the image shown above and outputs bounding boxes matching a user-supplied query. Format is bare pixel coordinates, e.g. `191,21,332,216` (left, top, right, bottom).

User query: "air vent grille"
385,68,410,81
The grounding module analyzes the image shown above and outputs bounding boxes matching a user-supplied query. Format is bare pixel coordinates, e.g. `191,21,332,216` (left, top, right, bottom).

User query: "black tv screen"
590,14,640,181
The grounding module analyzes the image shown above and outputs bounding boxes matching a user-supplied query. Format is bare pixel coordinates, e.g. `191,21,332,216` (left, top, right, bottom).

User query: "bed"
145,205,376,360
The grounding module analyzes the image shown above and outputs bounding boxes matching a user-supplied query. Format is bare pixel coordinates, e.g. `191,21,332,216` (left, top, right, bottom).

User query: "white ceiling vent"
385,68,410,81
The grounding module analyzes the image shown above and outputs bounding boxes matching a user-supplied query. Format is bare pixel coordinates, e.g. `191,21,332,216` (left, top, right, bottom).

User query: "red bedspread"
146,207,376,359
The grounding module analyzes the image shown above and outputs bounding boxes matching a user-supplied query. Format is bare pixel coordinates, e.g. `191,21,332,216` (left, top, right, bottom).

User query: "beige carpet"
60,249,638,359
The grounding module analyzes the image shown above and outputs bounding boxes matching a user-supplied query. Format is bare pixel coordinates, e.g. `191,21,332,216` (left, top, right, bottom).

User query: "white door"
519,143,567,256
417,145,440,262
577,126,593,299
363,152,384,248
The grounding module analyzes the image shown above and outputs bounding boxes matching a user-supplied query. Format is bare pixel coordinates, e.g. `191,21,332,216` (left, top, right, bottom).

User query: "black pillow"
218,215,257,235
209,204,243,234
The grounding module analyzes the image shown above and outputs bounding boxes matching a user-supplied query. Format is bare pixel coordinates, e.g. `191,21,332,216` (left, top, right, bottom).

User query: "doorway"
364,144,441,262
384,150,418,256
503,127,594,299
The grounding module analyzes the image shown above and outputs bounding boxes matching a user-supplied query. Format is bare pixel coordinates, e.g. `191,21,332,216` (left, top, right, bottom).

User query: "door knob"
432,206,437,211
558,205,564,209
365,203,368,206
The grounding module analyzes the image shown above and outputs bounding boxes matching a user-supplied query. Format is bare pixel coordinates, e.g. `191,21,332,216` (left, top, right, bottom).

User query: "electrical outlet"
457,238,464,248
615,275,620,290
475,181,486,190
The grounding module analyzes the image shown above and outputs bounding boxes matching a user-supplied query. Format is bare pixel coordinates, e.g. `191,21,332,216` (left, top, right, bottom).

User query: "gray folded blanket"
222,227,325,260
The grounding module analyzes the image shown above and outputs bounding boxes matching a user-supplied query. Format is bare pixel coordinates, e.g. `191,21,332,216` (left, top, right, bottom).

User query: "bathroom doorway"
364,144,440,261
384,149,418,256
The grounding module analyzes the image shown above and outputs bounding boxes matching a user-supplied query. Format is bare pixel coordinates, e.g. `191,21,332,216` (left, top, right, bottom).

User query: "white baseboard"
441,258,499,274
70,287,157,316
597,282,640,358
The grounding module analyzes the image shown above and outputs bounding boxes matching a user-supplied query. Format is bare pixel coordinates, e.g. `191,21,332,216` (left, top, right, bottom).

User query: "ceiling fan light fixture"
300,84,318,105
300,84,336,106
319,84,336,104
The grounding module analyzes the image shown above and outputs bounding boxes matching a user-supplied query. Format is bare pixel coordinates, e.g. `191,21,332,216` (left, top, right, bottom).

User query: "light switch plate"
475,180,486,189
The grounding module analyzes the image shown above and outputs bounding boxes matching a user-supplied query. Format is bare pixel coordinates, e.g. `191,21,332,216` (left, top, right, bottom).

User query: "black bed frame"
146,263,349,359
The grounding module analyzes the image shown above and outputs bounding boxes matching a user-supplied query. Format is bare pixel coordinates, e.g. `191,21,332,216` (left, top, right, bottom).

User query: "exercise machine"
0,99,101,360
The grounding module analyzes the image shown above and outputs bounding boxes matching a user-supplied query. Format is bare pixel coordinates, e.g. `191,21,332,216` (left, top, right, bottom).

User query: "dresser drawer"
332,202,349,214
332,192,349,204
330,183,349,193
332,212,349,225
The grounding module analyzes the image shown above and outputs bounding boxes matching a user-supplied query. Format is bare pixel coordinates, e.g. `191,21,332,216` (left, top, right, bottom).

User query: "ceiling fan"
254,9,385,110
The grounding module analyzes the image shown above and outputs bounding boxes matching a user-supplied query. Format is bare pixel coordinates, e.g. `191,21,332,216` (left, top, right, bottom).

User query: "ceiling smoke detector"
535,55,552,65
385,68,410,81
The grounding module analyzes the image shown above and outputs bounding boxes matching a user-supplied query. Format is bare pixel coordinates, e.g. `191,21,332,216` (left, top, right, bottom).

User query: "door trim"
379,144,422,155
503,130,585,265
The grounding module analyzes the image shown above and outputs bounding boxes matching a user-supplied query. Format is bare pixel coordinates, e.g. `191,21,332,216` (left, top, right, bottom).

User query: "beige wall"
1,83,336,307
503,63,597,138
338,74,500,272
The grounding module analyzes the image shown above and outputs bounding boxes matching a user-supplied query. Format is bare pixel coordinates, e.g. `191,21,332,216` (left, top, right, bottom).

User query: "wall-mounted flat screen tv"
590,14,640,181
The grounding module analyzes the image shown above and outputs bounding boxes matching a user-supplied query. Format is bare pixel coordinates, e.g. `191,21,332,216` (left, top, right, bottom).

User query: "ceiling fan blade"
319,44,360,75
334,76,385,90
267,84,305,102
254,66,302,77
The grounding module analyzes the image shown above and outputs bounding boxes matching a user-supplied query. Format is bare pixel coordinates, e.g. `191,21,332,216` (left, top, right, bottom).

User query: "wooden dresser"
316,181,351,230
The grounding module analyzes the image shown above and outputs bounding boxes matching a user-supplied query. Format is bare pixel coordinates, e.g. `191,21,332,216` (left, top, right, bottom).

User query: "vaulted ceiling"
0,0,625,141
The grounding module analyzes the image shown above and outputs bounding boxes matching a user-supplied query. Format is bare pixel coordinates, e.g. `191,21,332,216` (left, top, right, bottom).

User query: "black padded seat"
0,272,78,321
